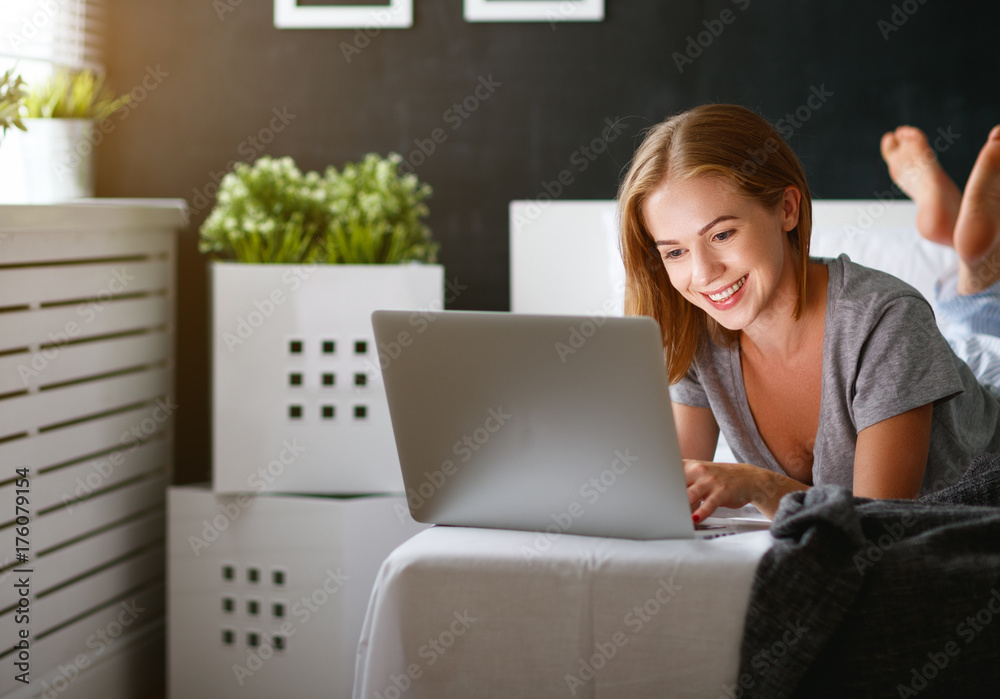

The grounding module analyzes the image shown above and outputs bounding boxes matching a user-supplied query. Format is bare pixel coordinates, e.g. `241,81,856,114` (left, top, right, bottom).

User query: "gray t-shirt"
669,254,1000,495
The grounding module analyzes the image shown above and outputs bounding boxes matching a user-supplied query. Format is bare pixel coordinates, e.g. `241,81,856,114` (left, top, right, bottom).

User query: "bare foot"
881,125,962,246
956,125,1000,294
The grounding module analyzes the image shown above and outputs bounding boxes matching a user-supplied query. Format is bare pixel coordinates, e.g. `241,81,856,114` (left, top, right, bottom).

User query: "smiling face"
642,175,801,334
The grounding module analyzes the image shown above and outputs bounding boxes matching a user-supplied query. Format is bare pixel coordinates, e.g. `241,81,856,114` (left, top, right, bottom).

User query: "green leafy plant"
23,68,131,121
199,157,330,264
199,154,438,265
0,68,27,140
322,153,436,264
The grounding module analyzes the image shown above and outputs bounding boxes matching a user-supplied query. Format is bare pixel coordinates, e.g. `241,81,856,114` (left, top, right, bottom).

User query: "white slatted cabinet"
0,200,185,699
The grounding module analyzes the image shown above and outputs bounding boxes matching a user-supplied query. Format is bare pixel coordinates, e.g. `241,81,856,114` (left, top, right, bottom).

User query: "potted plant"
0,68,27,142
201,154,444,495
18,68,131,202
0,69,28,201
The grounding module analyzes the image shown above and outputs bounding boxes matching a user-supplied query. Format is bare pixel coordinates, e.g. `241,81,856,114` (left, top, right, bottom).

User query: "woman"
617,104,1000,521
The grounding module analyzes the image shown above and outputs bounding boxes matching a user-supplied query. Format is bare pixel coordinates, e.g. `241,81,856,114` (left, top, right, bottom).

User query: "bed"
353,199,958,698
354,523,773,698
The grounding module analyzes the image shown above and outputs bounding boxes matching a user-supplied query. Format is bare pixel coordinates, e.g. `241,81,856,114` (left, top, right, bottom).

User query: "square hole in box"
247,567,260,584
289,405,303,419
273,634,286,651
354,373,367,387
289,339,303,354
289,372,303,387
272,568,286,586
222,564,235,582
354,340,367,355
322,405,335,419
322,372,335,387
247,631,260,648
222,628,235,646
354,405,367,419
272,601,286,619
222,597,235,614
247,599,260,616
322,340,336,354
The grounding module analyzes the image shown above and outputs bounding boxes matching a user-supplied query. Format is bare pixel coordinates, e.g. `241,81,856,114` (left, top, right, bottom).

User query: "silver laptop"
371,310,770,540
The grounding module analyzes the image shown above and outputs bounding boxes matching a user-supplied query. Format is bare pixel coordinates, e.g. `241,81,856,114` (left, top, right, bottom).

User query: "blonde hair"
617,104,813,383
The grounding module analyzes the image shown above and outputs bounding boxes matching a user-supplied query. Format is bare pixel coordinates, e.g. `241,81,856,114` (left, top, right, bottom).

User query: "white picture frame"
464,0,603,23
274,0,413,29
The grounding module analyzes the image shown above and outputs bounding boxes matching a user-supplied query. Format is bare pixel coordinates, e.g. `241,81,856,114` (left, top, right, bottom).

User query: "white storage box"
211,262,443,494
167,484,428,699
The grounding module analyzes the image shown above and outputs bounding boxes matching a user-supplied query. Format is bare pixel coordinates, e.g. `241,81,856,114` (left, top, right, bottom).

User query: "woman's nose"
690,249,724,288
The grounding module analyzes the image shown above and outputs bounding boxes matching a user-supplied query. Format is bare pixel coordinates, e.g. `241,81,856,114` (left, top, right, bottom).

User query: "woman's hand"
683,460,808,521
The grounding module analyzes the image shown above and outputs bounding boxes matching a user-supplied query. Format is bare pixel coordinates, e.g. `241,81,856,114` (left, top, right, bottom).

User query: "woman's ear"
781,185,802,232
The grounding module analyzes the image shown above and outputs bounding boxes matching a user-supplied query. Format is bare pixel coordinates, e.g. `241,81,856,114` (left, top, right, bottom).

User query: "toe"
895,125,924,141
880,131,898,158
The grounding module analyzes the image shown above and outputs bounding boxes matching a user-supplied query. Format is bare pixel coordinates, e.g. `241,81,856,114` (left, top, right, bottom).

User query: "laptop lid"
371,310,696,540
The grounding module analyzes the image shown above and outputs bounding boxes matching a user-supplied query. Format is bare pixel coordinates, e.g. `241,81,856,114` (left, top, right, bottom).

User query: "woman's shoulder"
817,253,930,313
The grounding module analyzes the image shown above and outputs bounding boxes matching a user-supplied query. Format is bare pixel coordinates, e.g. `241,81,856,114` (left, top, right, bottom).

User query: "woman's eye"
662,249,684,261
713,229,734,242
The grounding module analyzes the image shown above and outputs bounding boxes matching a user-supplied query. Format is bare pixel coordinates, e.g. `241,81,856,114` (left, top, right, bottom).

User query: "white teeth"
708,276,746,302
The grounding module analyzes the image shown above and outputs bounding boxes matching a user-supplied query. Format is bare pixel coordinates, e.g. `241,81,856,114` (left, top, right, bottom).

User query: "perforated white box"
211,263,443,494
167,485,427,699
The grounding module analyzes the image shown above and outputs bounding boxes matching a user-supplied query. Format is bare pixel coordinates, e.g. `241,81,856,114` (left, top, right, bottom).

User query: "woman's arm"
853,403,934,499
684,403,935,521
673,402,720,460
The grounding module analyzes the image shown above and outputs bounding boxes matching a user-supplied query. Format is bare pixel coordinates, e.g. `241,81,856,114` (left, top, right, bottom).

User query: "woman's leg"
882,124,1000,386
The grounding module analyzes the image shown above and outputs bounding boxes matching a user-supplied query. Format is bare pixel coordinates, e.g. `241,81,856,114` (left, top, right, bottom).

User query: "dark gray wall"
100,0,1000,483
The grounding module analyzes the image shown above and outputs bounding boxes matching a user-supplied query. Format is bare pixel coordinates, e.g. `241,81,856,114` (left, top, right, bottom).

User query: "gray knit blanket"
735,453,1000,699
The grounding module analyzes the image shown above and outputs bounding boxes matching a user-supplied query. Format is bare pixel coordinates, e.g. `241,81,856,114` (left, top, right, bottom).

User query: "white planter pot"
0,118,95,203
211,262,444,494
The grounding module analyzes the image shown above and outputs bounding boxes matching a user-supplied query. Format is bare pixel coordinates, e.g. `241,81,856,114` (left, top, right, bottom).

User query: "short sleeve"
669,360,711,409
852,294,965,431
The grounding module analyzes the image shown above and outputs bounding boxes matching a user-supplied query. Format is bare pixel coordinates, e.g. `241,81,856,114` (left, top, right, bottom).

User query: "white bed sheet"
354,524,774,699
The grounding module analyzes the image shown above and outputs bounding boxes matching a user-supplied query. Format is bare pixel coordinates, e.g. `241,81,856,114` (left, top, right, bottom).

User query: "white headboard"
510,199,956,315
510,200,626,316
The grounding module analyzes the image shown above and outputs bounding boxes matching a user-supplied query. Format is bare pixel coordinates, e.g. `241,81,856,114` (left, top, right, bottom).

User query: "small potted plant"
18,68,131,202
0,69,28,201
0,68,27,142
201,154,444,495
